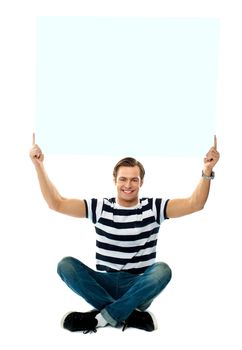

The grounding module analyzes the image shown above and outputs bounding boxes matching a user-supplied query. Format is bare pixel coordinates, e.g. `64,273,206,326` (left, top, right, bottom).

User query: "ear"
140,179,144,187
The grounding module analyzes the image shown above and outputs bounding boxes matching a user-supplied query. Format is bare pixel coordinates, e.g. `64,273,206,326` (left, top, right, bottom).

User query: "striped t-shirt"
84,197,169,274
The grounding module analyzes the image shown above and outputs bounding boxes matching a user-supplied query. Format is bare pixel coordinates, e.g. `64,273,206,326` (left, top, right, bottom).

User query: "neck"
116,198,139,207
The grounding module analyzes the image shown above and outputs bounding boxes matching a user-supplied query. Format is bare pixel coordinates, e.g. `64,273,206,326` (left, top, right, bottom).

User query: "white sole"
147,311,158,331
61,311,75,329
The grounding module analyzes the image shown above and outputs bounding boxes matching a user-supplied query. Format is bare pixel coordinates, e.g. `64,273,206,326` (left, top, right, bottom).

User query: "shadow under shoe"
122,309,157,332
62,310,99,334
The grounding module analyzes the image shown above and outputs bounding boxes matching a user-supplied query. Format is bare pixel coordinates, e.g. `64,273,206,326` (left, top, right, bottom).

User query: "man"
30,134,220,333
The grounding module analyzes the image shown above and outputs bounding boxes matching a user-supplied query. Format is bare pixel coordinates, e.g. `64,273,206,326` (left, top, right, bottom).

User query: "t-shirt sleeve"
161,198,170,221
84,198,103,224
153,198,170,224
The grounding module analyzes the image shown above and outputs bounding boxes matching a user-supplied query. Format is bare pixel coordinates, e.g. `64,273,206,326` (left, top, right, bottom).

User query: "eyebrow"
118,176,140,180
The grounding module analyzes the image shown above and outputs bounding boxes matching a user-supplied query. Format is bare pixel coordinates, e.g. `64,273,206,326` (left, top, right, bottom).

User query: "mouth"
122,190,133,195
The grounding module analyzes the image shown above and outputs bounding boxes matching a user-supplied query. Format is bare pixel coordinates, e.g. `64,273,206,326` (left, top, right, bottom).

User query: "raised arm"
166,135,220,218
29,133,86,218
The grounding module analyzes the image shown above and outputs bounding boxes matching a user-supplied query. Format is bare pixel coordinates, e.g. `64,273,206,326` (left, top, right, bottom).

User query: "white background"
0,1,242,349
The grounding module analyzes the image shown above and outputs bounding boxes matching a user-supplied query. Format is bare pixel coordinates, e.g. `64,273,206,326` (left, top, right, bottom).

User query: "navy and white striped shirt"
85,197,169,274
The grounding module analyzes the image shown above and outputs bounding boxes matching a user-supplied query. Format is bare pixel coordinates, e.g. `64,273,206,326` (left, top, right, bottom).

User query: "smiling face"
114,165,143,207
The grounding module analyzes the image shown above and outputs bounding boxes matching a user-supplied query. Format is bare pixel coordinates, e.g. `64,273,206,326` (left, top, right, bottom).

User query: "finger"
214,135,217,150
32,132,35,145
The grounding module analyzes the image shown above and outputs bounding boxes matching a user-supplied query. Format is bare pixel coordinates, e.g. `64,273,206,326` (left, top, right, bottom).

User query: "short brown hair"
113,157,145,181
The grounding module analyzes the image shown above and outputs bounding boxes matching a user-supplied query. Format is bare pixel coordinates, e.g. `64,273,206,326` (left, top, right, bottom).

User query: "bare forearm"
166,136,219,219
190,137,219,211
190,175,211,211
34,163,62,210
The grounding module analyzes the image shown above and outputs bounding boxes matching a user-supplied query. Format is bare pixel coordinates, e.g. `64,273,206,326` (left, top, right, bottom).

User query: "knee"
155,262,172,285
57,256,77,277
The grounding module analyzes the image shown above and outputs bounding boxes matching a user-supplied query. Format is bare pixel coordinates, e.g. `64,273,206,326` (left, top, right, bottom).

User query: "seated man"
30,134,219,333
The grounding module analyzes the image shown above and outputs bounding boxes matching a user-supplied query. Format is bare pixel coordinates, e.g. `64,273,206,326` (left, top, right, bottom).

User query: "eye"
118,177,126,182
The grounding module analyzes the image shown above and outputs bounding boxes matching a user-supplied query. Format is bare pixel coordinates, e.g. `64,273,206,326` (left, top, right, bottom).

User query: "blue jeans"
57,257,172,327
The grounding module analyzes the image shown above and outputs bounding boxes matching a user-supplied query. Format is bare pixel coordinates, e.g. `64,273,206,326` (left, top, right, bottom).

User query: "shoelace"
122,322,128,332
83,327,97,334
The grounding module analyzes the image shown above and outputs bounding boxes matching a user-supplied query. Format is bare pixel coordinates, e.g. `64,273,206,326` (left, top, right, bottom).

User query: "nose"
124,179,132,188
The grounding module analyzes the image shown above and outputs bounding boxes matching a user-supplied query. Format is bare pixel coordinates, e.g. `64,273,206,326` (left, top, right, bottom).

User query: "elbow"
190,198,205,213
197,205,205,212
48,203,56,211
48,202,58,211
47,198,61,212
190,195,207,213
48,195,66,212
194,203,205,213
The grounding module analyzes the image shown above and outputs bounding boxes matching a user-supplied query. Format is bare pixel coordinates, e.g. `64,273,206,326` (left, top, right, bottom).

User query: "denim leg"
57,258,172,328
57,256,117,311
103,262,172,325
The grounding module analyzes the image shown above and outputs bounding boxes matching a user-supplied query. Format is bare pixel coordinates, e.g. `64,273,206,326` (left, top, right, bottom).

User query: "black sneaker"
61,310,99,333
122,309,157,332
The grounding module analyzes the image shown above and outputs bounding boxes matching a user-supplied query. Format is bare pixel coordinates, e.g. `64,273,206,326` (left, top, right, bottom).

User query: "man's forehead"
116,166,141,177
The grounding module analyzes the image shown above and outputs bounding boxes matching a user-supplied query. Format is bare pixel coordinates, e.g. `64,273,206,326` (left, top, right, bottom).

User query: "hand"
203,135,220,174
29,133,44,166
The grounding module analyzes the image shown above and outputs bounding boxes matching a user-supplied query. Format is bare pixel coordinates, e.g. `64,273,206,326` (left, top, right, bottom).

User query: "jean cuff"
101,308,119,327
